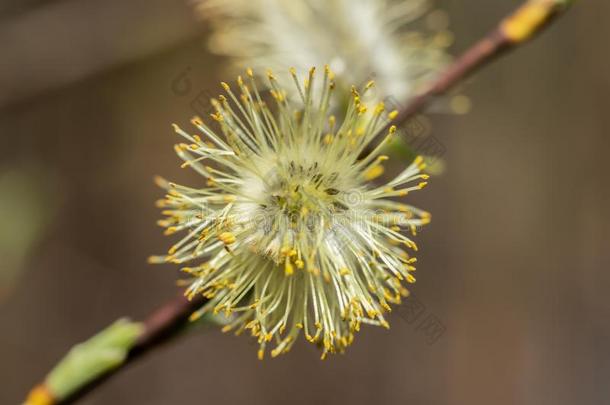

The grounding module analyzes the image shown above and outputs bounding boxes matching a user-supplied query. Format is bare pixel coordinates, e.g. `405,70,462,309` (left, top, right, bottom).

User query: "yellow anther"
147,255,164,264
189,310,204,322
406,274,416,284
163,227,177,236
153,175,168,188
285,260,294,276
221,82,230,91
210,112,223,122
364,164,384,181
388,110,399,120
374,102,385,114
213,304,225,315
219,232,236,244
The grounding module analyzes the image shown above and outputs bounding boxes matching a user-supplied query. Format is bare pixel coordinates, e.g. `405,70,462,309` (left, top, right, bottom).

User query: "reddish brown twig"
388,0,571,133
25,293,207,405
63,293,207,405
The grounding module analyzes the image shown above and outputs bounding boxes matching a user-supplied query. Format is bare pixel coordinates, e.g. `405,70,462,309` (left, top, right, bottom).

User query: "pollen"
364,164,385,181
219,232,236,244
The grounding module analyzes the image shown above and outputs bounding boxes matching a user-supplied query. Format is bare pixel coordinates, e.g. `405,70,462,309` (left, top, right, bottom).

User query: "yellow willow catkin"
150,67,430,360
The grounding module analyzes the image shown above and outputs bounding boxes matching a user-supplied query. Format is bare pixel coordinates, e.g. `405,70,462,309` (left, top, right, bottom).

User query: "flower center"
265,160,346,222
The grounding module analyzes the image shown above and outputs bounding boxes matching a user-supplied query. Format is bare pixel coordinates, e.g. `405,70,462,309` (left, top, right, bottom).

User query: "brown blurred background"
1,0,608,404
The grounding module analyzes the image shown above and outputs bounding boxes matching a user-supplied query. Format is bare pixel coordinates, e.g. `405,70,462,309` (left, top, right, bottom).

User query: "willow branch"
387,0,572,133
24,294,207,405
23,1,571,404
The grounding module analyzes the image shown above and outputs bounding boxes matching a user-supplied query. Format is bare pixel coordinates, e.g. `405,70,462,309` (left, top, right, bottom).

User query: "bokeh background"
1,0,608,404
